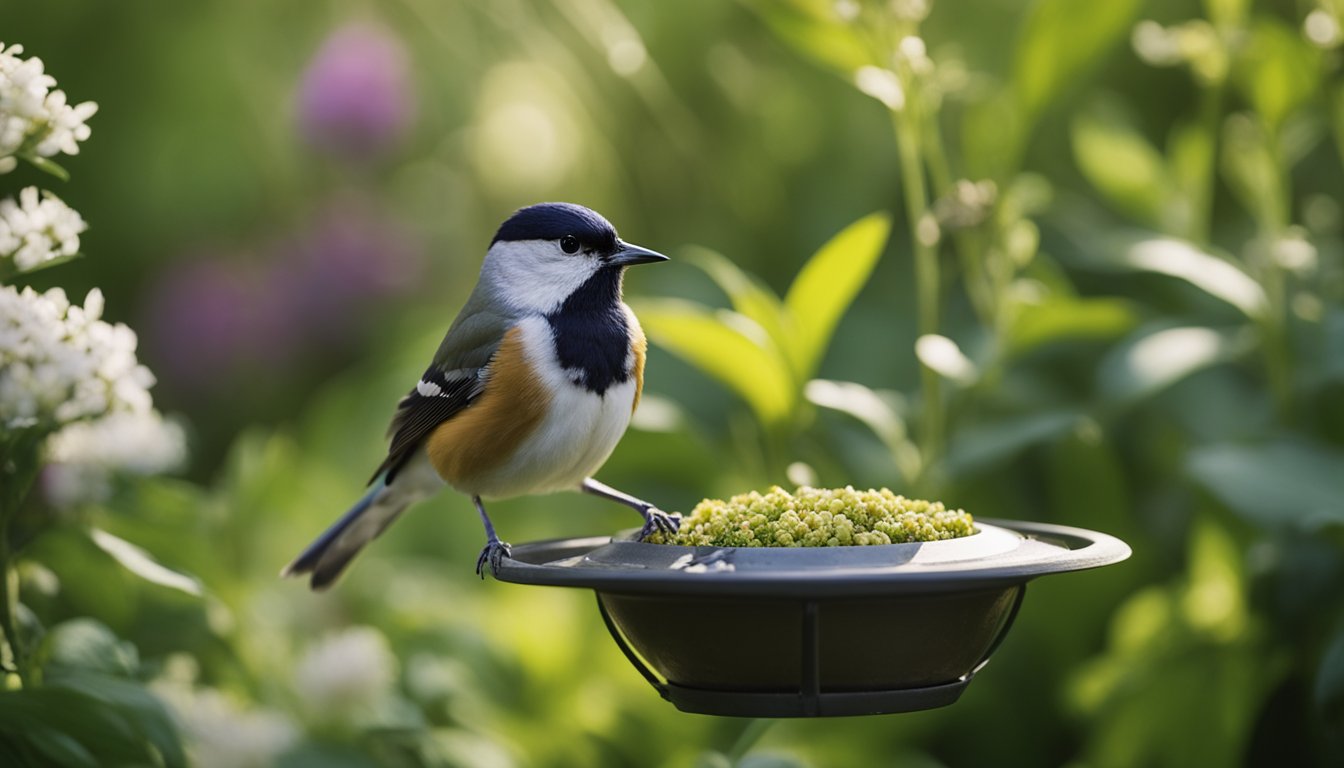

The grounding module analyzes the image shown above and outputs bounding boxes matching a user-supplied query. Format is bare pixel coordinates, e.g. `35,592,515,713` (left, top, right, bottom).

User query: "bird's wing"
373,298,519,484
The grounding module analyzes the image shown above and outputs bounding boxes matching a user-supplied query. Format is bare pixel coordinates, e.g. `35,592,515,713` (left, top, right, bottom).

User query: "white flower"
153,674,299,768
293,626,398,723
0,285,157,430
43,409,186,507
0,41,97,169
0,186,87,273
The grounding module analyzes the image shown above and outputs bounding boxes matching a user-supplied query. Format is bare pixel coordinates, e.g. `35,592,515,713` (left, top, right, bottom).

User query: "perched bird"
283,202,678,590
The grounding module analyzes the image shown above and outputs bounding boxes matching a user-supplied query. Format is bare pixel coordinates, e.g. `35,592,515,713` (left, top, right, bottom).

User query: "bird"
282,202,679,590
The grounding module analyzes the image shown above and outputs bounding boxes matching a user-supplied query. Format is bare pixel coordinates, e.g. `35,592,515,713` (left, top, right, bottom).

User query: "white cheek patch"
481,240,598,314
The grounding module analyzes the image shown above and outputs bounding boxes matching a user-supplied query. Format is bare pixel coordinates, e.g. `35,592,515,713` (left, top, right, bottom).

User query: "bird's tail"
281,475,408,590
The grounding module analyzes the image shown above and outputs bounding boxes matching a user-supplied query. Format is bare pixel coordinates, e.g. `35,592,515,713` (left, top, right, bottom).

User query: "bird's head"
482,202,667,314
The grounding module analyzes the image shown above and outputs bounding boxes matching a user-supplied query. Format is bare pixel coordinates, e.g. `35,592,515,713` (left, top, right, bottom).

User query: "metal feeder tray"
493,518,1130,718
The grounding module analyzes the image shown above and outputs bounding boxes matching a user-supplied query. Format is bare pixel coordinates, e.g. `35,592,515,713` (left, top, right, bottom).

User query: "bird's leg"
473,495,511,578
581,478,681,541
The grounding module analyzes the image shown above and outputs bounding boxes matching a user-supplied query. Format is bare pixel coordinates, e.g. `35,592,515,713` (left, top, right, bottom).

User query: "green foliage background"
4,0,1344,765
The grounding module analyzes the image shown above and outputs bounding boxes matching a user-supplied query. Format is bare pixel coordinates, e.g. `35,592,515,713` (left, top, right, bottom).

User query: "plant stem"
0,432,41,687
892,107,944,490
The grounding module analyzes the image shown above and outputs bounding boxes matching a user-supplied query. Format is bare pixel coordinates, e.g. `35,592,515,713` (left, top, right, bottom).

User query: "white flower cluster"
44,410,186,507
293,626,398,724
153,657,299,768
0,42,97,173
0,285,155,429
0,186,87,274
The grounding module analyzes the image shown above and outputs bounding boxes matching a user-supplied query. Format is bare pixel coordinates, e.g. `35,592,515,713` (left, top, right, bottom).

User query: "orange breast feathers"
629,319,647,414
425,326,550,488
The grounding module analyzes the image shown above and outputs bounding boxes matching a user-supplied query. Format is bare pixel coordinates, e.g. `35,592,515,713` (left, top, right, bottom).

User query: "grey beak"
610,241,669,266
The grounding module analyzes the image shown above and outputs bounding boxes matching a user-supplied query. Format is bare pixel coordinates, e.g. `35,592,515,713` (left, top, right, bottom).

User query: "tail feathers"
282,477,407,591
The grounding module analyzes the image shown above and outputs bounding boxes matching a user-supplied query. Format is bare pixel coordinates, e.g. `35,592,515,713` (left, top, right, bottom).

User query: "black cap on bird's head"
492,202,668,266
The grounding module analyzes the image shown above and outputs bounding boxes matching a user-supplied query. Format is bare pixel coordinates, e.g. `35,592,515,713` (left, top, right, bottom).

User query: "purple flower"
142,197,422,390
143,257,299,389
297,23,417,161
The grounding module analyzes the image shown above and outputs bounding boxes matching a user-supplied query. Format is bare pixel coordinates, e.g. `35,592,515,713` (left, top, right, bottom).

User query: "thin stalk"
0,438,38,687
1187,83,1225,245
922,108,996,328
892,107,943,488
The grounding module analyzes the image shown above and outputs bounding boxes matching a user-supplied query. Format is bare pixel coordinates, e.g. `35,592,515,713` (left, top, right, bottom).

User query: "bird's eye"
560,235,581,254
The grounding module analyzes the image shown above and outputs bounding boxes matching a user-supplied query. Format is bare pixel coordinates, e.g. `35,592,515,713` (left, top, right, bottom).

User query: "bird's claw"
637,508,682,541
475,539,512,579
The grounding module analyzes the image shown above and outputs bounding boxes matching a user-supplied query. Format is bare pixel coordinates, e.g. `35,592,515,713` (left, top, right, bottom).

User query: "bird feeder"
493,519,1130,717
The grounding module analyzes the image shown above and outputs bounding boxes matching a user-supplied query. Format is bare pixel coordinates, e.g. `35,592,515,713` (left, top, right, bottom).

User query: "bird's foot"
475,538,512,579
636,508,682,541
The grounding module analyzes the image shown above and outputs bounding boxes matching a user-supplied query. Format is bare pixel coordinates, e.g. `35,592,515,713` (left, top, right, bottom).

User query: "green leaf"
914,334,978,386
1187,440,1344,531
1077,235,1268,319
945,410,1087,476
1221,114,1286,231
1007,296,1137,357
1203,0,1248,27
0,678,185,768
685,247,799,375
1014,0,1144,120
636,299,795,426
1315,625,1344,721
784,212,890,379
739,0,873,76
19,152,71,181
1071,100,1169,225
805,379,913,455
1098,325,1247,402
1234,19,1320,132
89,528,203,597
41,619,139,677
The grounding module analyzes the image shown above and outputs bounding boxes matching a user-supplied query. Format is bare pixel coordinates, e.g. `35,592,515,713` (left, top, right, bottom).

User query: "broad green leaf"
1014,0,1144,120
89,528,203,597
636,299,795,425
1187,440,1344,531
1126,239,1267,317
784,212,890,379
1007,296,1137,356
1071,100,1169,225
945,410,1087,476
684,247,799,375
1233,19,1320,131
41,619,138,678
740,0,873,76
805,379,906,449
1098,325,1245,402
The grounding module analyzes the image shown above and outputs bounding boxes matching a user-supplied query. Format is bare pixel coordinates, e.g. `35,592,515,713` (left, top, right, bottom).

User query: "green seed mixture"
647,486,975,547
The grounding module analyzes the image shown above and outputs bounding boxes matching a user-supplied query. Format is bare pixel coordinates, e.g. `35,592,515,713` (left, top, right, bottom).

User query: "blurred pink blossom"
297,23,416,161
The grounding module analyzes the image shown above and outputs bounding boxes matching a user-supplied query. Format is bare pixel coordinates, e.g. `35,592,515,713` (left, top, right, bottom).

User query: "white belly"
471,316,636,499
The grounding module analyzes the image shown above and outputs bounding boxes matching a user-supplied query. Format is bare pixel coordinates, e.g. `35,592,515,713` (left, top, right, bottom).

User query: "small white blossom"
153,676,299,768
0,285,156,430
293,626,398,724
43,410,186,507
0,42,97,170
0,186,87,273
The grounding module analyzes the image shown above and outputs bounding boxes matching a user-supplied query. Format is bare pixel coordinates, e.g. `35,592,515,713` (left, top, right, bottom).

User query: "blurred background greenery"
3,0,1344,765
